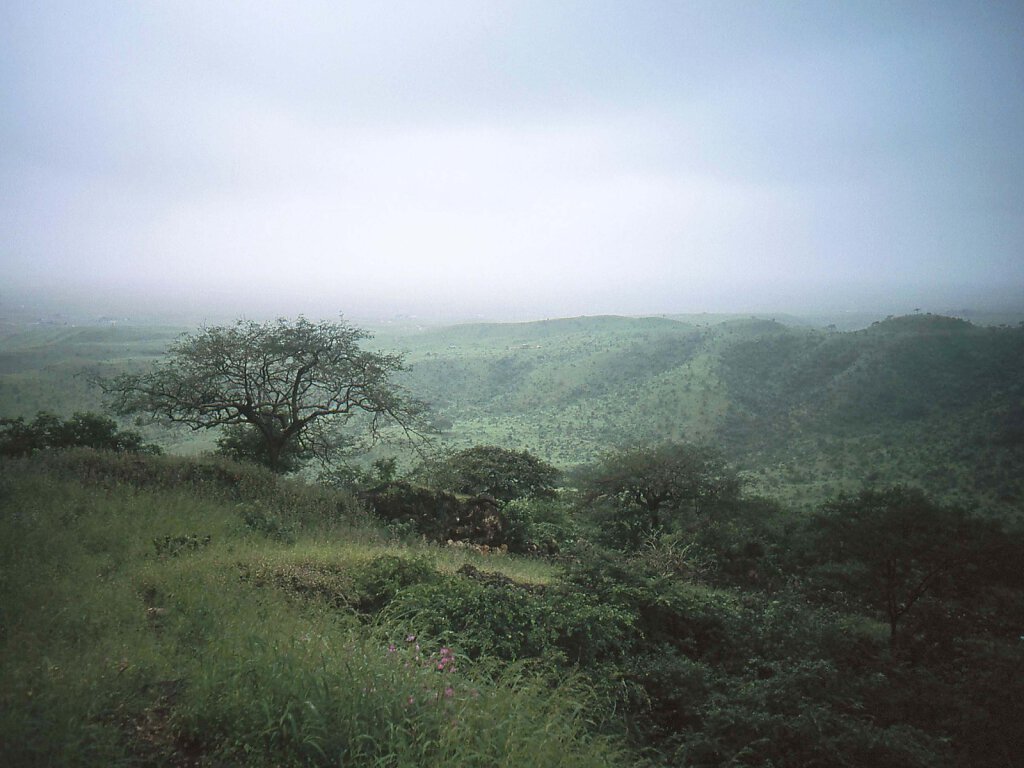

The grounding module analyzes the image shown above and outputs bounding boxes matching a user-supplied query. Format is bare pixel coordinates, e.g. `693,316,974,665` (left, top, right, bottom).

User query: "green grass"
0,454,627,767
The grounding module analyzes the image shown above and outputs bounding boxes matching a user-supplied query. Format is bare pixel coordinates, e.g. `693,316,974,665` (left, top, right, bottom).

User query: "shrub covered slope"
2,449,1022,766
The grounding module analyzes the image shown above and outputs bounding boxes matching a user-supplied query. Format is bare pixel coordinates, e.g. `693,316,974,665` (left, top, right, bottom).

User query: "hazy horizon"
3,2,1023,321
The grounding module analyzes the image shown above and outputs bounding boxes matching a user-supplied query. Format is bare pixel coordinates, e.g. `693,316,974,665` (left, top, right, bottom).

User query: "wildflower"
444,686,455,698
405,634,416,643
387,643,397,653
435,647,456,672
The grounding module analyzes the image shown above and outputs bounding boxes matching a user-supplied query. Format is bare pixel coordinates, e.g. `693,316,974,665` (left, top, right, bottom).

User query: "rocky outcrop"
364,482,509,547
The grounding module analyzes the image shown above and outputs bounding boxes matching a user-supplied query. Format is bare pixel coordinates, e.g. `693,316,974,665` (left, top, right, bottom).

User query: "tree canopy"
101,317,425,471
585,442,740,531
422,445,561,502
809,486,997,644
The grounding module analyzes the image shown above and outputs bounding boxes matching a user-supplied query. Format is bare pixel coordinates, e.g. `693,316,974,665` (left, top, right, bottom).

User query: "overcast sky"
2,1,1022,320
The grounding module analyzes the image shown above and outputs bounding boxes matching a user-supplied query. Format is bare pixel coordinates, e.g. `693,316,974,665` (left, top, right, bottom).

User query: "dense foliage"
416,444,561,502
583,442,739,540
0,410,159,457
807,487,1011,643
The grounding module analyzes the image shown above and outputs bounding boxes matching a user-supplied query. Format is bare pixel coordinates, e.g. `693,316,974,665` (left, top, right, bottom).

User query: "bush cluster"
5,430,1023,766
0,410,160,457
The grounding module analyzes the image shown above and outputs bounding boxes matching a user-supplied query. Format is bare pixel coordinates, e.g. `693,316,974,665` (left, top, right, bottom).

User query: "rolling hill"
384,313,1024,516
1,313,1021,516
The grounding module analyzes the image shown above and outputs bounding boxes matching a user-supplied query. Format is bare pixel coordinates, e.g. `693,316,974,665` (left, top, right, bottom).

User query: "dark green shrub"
684,496,793,589
385,571,633,665
668,659,949,768
580,442,741,545
562,543,741,660
502,495,580,554
416,445,560,502
349,554,438,614
0,410,160,457
215,424,310,473
621,647,711,741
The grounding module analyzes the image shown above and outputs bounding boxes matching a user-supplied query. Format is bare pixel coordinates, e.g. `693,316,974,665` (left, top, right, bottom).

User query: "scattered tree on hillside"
421,445,560,502
0,411,159,456
99,317,426,472
585,442,740,531
810,486,993,644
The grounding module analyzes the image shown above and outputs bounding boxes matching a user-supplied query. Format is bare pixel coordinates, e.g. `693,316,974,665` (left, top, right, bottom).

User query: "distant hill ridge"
0,312,1020,516
390,312,1024,516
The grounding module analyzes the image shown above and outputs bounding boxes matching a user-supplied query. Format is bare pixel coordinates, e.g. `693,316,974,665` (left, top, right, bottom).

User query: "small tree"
810,486,982,645
421,445,560,503
100,317,425,472
584,442,740,532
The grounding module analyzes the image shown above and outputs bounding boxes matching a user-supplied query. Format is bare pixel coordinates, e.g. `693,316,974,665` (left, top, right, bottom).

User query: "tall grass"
0,453,629,766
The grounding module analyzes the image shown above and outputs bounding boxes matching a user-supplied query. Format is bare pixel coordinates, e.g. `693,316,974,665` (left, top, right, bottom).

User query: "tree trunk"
266,436,286,473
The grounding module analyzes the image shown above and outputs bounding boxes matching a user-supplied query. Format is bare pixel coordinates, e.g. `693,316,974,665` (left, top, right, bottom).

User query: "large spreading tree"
100,317,426,472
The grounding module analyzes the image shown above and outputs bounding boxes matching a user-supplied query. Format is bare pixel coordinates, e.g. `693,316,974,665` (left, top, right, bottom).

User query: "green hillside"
1,313,1021,514
380,314,1024,516
4,446,1022,767
716,315,1024,513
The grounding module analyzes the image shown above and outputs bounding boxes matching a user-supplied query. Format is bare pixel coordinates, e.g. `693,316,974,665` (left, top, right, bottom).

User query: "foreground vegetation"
0,451,623,766
3,448,1022,766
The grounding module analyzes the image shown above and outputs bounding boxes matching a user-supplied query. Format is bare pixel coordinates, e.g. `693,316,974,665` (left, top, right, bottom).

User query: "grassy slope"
0,451,623,767
6,450,1019,767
